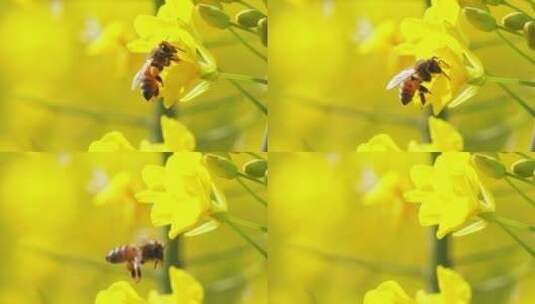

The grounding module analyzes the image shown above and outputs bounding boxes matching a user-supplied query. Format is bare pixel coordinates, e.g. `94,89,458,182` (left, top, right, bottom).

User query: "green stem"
496,84,535,117
504,1,534,20
261,124,268,152
487,75,535,87
237,176,267,207
491,215,535,231
237,0,257,10
504,176,535,207
506,171,535,186
483,214,535,258
230,22,256,34
228,27,267,62
497,25,525,38
237,172,266,185
219,72,268,85
496,30,535,64
228,79,267,115
514,152,533,159
15,95,150,128
218,214,267,258
226,214,267,232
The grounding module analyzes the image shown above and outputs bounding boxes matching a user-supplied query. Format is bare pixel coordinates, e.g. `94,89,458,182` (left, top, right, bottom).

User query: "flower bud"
524,21,535,50
243,159,267,178
236,9,265,28
502,12,531,31
197,4,230,29
483,0,504,5
472,153,506,179
511,159,535,178
257,17,268,47
204,154,238,179
463,7,497,32
458,0,489,11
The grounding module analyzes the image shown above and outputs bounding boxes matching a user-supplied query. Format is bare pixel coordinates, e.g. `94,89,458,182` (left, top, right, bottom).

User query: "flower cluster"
404,153,495,238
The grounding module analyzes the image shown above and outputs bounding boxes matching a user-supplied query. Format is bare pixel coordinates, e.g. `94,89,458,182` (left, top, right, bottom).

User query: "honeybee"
386,57,450,105
132,41,180,101
105,240,164,282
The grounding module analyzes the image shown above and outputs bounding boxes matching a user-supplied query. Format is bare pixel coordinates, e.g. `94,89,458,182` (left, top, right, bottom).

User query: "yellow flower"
365,267,470,304
408,117,464,152
95,267,203,304
415,267,471,304
395,0,484,114
358,21,400,55
364,281,415,304
404,153,494,238
127,0,217,108
88,116,195,152
95,281,146,304
88,131,137,152
358,117,463,152
135,152,226,238
148,267,204,304
357,134,402,152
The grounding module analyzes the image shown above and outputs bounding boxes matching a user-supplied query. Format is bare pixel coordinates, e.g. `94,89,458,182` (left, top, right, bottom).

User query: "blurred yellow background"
0,153,266,303
0,0,266,151
270,0,534,151
269,152,534,303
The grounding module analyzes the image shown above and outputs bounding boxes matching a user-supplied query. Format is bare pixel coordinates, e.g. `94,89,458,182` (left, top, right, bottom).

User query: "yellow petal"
437,266,471,303
169,266,204,303
141,165,166,190
95,281,146,304
88,131,136,152
363,281,415,304
161,116,196,151
357,134,403,152
157,0,193,23
168,197,204,238
428,117,463,152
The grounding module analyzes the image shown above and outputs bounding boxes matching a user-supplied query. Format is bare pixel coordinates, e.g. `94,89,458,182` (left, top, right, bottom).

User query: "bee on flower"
391,0,485,114
127,0,217,108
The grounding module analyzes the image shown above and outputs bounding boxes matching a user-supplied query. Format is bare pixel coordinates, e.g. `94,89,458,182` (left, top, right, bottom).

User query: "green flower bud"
483,0,504,5
502,12,531,31
524,21,535,50
472,153,506,179
458,0,489,11
204,154,238,179
463,7,497,32
236,9,266,28
197,4,230,29
243,159,267,178
257,17,268,47
511,159,535,178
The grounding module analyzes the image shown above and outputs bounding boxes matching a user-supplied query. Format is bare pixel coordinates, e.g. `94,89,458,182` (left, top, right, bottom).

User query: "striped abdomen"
105,245,138,264
400,77,421,105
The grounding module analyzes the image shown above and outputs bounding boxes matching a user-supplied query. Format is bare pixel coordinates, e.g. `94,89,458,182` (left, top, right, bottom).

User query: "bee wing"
386,68,415,90
131,60,151,90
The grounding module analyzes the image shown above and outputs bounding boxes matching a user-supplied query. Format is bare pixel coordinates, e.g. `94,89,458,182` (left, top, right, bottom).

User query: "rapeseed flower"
357,117,463,152
135,152,227,239
127,0,217,108
88,116,195,152
404,153,495,238
395,0,484,114
364,266,471,304
95,267,203,304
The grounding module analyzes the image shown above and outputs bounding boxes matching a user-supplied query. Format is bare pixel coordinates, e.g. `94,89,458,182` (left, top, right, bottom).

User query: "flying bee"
386,56,450,105
132,41,181,101
105,240,164,282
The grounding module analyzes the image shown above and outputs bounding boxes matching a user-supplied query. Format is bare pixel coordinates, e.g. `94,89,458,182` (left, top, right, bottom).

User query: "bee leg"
419,85,431,94
156,75,163,86
419,91,427,105
154,260,158,269
442,71,451,80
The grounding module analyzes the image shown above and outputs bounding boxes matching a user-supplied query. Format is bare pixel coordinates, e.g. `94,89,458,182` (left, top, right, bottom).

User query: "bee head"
142,240,165,261
159,42,176,54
